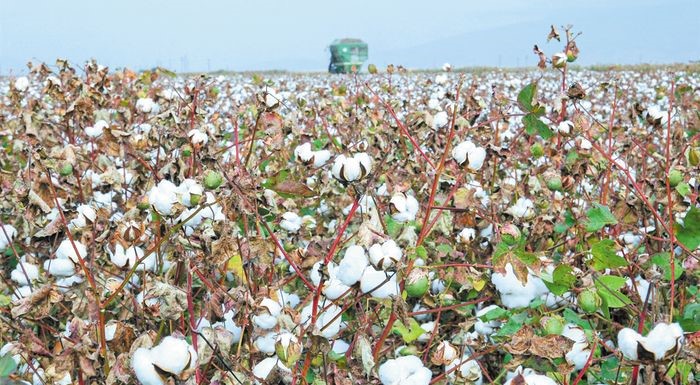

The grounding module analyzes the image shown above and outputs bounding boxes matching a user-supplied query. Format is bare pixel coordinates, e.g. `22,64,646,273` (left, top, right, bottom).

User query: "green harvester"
328,38,368,74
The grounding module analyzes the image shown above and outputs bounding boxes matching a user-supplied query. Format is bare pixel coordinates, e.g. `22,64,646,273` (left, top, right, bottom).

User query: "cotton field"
0,52,699,385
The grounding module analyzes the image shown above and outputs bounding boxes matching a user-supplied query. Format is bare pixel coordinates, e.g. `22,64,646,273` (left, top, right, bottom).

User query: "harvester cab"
328,38,368,74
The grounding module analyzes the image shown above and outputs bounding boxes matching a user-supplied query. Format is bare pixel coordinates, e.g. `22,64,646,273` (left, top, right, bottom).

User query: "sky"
1,0,699,74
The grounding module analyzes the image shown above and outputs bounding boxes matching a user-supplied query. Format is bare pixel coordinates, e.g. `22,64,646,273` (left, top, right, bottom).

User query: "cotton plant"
368,239,403,269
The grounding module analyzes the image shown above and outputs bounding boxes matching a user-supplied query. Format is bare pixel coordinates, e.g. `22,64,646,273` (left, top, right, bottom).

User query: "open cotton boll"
360,267,399,298
457,228,476,244
85,119,108,138
617,328,643,361
641,322,684,360
132,348,165,385
435,74,448,85
136,97,157,113
452,140,486,171
69,204,97,230
252,356,291,384
55,239,87,263
149,336,197,376
312,150,332,167
368,240,403,270
43,258,76,277
490,263,539,309
562,324,590,369
504,373,558,385
332,153,372,183
148,180,178,216
176,179,204,207
14,76,29,91
255,332,278,354
337,245,368,285
0,224,17,251
390,193,420,223
378,355,432,385
445,356,483,385
294,142,314,162
11,261,39,285
12,286,32,302
300,299,343,339
506,197,535,220
432,111,449,129
187,128,208,145
55,275,84,291
280,212,302,233
32,368,72,385
474,305,502,336
253,298,283,329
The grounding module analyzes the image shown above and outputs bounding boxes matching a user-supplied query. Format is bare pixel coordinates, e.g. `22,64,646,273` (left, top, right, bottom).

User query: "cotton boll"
136,97,156,113
149,336,197,376
332,153,372,183
378,355,432,385
14,76,29,91
280,212,302,233
43,258,76,277
504,372,558,385
506,197,535,220
331,339,350,354
69,204,97,230
641,322,684,360
490,263,539,309
294,143,314,162
253,298,283,330
10,261,39,285
55,239,87,263
132,348,165,385
617,328,642,361
255,332,278,354
457,228,476,244
556,120,573,134
313,150,332,167
432,111,449,129
55,275,84,291
0,224,17,251
390,193,420,223
360,267,399,298
368,239,403,270
187,129,208,145
252,357,290,384
148,180,178,216
445,356,483,385
323,277,351,300
337,245,369,286
300,299,343,339
176,179,204,207
12,286,32,302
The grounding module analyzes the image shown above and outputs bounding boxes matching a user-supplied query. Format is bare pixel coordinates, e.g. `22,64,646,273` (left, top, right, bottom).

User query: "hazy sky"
1,0,698,74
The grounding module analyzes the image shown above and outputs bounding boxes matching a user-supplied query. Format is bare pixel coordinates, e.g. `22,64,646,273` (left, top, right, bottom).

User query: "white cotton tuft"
378,355,432,385
390,193,420,223
360,267,399,298
337,245,369,286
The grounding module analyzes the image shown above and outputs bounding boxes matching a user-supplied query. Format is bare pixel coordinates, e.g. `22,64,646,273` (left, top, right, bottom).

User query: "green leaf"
480,306,508,321
675,206,700,250
589,239,628,270
563,308,587,328
415,245,428,259
585,204,618,232
676,182,691,197
651,252,684,281
523,113,553,140
518,83,537,112
595,275,632,308
679,303,700,333
543,265,576,295
391,318,426,343
494,312,528,338
0,354,17,377
0,295,10,308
